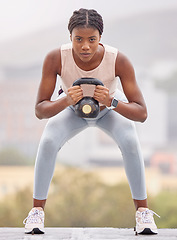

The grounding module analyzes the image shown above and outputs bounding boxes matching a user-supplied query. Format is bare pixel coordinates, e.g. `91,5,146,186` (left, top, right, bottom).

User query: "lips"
80,53,91,58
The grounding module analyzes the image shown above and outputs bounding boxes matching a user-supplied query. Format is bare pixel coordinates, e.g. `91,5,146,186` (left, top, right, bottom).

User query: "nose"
82,42,90,51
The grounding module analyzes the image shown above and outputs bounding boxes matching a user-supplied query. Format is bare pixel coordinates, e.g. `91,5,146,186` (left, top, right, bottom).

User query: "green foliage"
45,168,134,227
0,167,177,228
0,148,31,166
0,187,32,227
149,191,177,228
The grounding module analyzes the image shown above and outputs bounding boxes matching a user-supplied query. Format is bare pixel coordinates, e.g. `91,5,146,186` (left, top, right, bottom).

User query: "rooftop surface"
0,228,177,240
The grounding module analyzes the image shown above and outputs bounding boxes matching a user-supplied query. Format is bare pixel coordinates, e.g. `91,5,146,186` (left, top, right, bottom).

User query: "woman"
23,8,159,235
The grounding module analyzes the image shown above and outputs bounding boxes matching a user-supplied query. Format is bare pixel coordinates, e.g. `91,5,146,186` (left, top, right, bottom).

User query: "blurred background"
0,0,177,228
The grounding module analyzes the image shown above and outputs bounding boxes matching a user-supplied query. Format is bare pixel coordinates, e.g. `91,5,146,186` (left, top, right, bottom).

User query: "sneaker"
135,207,160,235
23,207,45,234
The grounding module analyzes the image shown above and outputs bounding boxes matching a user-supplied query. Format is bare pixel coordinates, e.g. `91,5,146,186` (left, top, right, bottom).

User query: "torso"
60,43,118,102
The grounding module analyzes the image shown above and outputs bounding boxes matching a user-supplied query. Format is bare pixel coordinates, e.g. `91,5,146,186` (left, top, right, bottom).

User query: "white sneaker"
23,207,45,234
135,207,160,235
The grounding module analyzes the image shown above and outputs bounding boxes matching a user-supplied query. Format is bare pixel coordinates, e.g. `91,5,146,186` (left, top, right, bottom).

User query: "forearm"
113,101,147,123
35,96,70,119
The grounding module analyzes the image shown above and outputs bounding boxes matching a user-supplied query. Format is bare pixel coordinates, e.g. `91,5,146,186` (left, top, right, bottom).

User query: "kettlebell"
72,77,104,118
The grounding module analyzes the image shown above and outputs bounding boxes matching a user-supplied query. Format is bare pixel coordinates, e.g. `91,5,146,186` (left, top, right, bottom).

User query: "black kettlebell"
72,77,104,118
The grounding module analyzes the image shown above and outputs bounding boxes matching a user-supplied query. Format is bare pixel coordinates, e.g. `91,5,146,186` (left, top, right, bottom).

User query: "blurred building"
0,8,177,167
0,63,177,168
0,66,47,156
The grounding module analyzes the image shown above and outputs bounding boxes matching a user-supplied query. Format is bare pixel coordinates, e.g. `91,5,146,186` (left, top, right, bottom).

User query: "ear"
99,34,101,42
70,34,72,41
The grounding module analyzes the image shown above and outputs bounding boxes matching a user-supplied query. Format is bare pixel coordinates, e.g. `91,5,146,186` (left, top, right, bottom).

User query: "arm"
93,52,147,122
114,52,147,122
35,48,83,119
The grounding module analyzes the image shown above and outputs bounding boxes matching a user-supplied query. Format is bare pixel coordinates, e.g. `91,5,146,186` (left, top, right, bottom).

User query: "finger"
95,85,104,89
95,86,109,93
73,92,83,99
68,89,83,96
94,91,108,99
93,93,103,100
68,86,82,92
69,91,83,104
94,91,109,103
93,92,101,98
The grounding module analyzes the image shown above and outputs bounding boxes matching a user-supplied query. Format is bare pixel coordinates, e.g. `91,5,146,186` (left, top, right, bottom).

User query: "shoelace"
23,209,44,224
140,209,160,223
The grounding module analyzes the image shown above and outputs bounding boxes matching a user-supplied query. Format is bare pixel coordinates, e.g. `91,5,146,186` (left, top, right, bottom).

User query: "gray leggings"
33,92,147,201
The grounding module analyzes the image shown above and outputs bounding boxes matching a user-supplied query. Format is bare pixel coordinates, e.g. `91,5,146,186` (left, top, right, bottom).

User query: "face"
70,27,101,63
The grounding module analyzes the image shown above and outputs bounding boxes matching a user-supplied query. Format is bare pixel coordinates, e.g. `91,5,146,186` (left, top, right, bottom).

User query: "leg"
133,199,148,211
95,106,158,234
33,107,88,208
33,199,46,210
96,109,147,206
24,107,88,234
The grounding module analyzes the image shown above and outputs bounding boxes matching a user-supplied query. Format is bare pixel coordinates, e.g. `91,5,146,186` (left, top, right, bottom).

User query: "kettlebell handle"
73,77,104,87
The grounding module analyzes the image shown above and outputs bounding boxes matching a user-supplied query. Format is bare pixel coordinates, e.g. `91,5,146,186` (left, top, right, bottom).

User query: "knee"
118,125,140,154
40,134,58,152
123,134,138,153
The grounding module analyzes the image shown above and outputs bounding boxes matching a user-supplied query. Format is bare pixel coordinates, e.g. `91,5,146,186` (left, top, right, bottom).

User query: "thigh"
96,109,137,147
96,109,146,200
40,107,88,149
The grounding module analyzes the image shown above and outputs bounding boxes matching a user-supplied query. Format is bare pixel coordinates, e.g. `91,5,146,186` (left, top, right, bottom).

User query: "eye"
76,37,82,42
89,38,96,42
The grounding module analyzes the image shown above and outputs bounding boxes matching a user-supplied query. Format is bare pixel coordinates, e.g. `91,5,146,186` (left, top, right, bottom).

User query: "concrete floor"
0,228,177,240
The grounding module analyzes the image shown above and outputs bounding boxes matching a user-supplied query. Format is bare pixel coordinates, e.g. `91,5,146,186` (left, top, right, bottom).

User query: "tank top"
60,43,118,99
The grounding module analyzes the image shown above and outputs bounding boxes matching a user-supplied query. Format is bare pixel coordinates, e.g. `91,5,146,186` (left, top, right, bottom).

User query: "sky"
1,0,177,43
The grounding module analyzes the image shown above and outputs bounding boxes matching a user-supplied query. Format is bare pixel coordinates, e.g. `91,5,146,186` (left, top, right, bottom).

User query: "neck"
72,44,104,71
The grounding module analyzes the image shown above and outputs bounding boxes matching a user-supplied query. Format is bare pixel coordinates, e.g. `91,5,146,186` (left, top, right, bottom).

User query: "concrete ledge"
0,228,177,240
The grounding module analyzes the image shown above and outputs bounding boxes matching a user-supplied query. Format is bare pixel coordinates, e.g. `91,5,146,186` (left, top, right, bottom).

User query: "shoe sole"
134,227,158,235
26,228,45,234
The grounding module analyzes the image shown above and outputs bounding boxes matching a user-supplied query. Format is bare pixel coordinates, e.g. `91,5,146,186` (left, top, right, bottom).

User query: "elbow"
140,110,148,123
35,111,43,120
35,112,43,120
35,105,44,120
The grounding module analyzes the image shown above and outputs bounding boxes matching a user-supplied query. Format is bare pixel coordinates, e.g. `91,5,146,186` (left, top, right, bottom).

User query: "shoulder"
115,52,135,77
45,48,61,63
43,48,61,75
61,43,72,51
102,43,118,55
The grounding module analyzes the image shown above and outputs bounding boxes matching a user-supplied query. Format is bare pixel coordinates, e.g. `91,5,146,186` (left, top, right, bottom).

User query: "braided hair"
68,8,104,35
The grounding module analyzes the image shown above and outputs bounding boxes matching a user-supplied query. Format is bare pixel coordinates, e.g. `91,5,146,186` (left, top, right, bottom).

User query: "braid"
68,8,104,35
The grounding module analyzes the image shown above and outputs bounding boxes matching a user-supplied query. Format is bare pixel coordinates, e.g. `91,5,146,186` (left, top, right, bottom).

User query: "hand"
93,85,112,106
67,86,83,105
